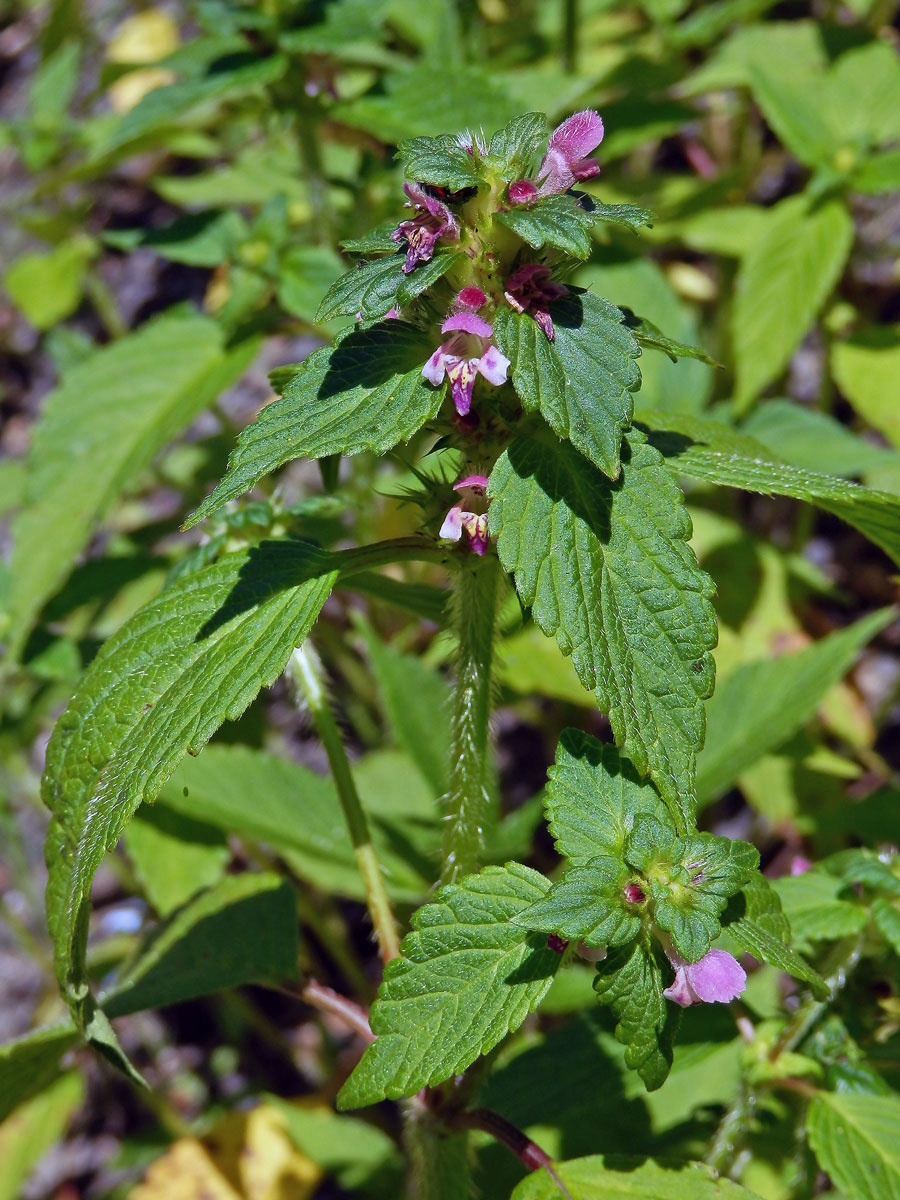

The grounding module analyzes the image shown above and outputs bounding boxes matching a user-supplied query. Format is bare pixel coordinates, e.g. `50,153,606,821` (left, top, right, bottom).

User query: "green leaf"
723,875,828,998
494,194,595,259
640,410,900,567
0,1072,83,1200
315,254,406,323
593,937,678,1090
355,618,450,796
620,308,719,366
696,609,895,804
544,731,668,864
277,244,346,325
103,209,245,267
512,1155,763,1199
337,863,559,1108
517,855,642,947
397,132,482,190
103,874,298,1016
493,289,641,478
396,248,466,306
186,323,445,527
341,220,400,254
483,111,546,179
124,803,229,916
5,311,257,657
742,399,898,480
832,326,900,451
270,1098,403,1195
43,539,336,1015
808,1091,900,1200
853,149,900,195
771,871,867,946
590,201,654,232
0,1023,80,1124
489,429,717,820
748,65,834,168
732,196,853,413
3,236,95,330
873,899,900,958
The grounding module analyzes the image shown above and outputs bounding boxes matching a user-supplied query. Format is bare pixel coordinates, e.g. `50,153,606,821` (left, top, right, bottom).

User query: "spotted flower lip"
504,263,567,339
663,948,747,1008
509,109,604,203
391,182,460,274
422,308,510,416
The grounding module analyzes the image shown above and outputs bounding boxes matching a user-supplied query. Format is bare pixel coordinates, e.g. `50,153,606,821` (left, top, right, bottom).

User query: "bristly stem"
441,553,501,885
289,644,401,963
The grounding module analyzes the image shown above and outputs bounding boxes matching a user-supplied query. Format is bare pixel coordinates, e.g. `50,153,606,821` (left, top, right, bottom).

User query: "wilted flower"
504,263,567,339
392,182,460,274
440,474,491,555
422,302,510,416
509,109,604,203
663,948,747,1008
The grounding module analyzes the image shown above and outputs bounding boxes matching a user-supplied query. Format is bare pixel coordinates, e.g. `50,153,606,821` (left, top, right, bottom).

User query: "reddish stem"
447,1108,572,1198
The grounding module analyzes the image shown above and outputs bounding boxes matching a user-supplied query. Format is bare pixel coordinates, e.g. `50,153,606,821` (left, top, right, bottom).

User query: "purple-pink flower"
504,263,567,339
391,182,460,274
422,297,510,416
509,109,604,203
440,474,491,555
663,948,747,1008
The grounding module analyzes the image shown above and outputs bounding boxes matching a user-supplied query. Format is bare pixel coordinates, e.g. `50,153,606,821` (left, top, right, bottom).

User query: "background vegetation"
1,1,900,1197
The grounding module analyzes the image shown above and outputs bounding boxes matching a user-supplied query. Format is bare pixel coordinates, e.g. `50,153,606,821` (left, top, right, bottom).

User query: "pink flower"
504,263,567,339
790,855,813,876
422,304,510,416
440,474,491,555
392,182,460,274
509,109,604,203
663,948,747,1008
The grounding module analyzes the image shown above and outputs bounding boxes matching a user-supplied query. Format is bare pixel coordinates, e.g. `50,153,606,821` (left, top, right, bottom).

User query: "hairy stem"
441,554,501,885
404,1097,472,1200
289,645,401,963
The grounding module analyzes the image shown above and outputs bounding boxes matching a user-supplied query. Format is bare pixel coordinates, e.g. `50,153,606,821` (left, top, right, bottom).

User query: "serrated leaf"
695,609,895,805
772,871,867,945
484,111,546,179
395,248,465,306
516,855,642,947
0,1023,80,1124
620,308,719,365
340,220,401,254
316,254,406,323
337,863,559,1108
743,399,898,480
724,893,828,1000
493,289,641,478
489,429,717,820
495,194,595,258
187,323,445,527
5,311,257,657
639,410,900,568
43,539,337,1015
590,201,654,232
808,1091,900,1200
593,937,679,1090
396,132,482,190
103,874,297,1017
544,731,669,864
732,195,853,412
512,1155,763,1199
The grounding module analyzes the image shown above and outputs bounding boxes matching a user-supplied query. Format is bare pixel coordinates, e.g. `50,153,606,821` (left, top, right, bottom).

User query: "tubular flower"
440,474,491,555
663,948,747,1008
509,109,604,203
422,303,510,417
504,263,567,339
392,182,460,273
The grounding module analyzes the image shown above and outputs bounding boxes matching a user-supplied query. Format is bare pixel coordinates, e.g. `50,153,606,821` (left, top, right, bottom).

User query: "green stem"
441,554,501,885
404,1097,472,1200
289,645,401,963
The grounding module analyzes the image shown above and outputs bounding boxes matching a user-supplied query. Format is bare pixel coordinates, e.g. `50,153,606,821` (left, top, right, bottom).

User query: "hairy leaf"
484,112,546,179
512,1155,763,1199
494,194,595,259
187,323,444,527
517,856,642,947
808,1091,900,1200
489,429,717,819
397,132,482,190
620,309,719,365
593,937,678,1090
337,863,559,1108
43,540,336,1014
5,311,256,656
315,254,406,323
590,201,654,232
493,290,641,478
544,731,668,864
